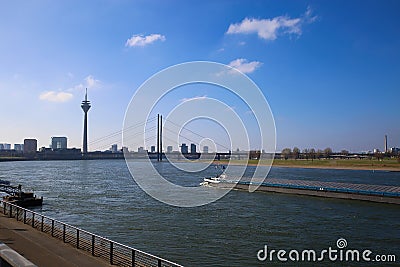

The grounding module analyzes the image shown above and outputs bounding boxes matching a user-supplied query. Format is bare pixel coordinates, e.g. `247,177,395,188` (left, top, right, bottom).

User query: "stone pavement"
0,213,111,267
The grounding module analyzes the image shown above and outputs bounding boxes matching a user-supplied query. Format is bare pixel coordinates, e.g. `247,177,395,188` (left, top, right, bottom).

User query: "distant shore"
1,156,399,172
213,159,400,172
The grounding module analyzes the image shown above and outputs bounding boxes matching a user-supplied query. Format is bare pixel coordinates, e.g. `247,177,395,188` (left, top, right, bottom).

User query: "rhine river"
1,160,399,266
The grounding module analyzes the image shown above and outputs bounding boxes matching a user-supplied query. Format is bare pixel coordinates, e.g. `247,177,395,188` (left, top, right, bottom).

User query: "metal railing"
0,201,183,267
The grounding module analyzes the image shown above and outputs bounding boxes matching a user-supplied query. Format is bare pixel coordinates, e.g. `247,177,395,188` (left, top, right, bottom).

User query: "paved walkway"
0,213,111,267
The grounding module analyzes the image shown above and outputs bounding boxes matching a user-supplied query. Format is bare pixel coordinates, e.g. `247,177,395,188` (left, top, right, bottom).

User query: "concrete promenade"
0,213,111,267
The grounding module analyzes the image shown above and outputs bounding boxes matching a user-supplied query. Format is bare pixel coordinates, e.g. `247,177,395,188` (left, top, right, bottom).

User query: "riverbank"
2,156,399,171
214,159,400,171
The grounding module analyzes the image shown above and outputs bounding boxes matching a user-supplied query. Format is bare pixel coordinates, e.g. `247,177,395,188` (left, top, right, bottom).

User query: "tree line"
281,147,335,161
280,147,400,161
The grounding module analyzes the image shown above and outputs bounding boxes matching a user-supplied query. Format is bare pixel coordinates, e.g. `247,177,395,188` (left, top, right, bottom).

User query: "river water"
0,160,399,266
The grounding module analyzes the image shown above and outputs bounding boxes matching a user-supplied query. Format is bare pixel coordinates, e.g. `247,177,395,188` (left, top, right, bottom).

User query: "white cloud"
304,6,318,23
226,7,317,41
125,34,166,47
228,58,262,74
227,17,300,40
39,75,100,103
67,75,101,92
180,96,207,103
85,75,100,88
39,91,73,102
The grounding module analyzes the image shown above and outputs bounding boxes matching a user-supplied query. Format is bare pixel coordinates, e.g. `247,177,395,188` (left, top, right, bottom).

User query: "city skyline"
1,1,399,152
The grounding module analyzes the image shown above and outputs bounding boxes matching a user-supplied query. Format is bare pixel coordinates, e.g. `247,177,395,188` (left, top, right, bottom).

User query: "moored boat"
2,184,43,207
3,192,43,207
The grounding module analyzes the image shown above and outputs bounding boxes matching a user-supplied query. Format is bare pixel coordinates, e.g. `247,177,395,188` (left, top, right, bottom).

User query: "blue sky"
0,0,399,152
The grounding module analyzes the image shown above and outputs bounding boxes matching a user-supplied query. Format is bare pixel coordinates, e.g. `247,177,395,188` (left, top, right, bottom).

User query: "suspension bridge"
82,114,250,161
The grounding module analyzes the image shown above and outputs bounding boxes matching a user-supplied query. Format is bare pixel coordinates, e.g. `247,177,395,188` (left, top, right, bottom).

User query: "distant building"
111,144,118,153
190,143,196,154
203,146,209,153
167,146,173,153
384,135,388,153
180,143,188,154
51,136,67,150
373,148,380,154
2,144,11,150
390,147,400,155
122,146,129,153
151,146,156,153
14,144,24,151
24,139,37,155
37,147,81,160
0,144,3,150
138,147,146,153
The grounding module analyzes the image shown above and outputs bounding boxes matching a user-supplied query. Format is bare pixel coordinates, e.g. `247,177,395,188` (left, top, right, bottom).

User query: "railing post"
9,205,12,218
76,230,80,249
110,241,113,264
32,213,35,227
41,216,44,232
51,220,54,236
63,224,66,242
158,259,162,267
91,235,95,256
24,210,26,224
16,207,19,221
3,202,5,214
132,250,135,267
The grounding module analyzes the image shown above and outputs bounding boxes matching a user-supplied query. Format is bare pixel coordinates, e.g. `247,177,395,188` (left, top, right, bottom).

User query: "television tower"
81,88,91,154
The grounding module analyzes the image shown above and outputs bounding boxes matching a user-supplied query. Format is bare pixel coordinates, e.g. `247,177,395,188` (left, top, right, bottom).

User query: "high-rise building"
51,137,67,150
390,147,400,155
14,144,24,151
151,146,156,153
384,135,388,153
190,143,196,154
180,143,188,154
0,144,3,150
203,146,209,153
81,88,91,154
23,139,37,155
111,144,118,153
3,144,11,150
167,146,173,153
